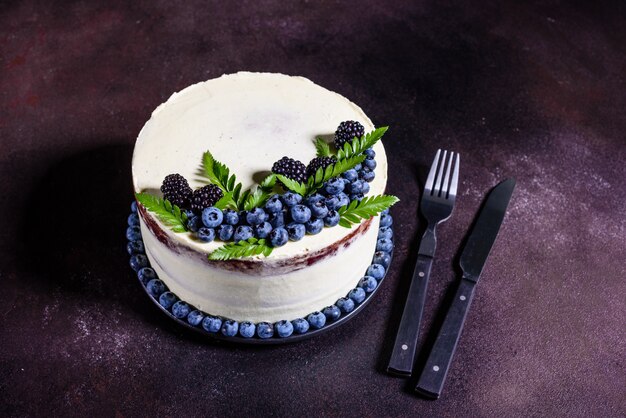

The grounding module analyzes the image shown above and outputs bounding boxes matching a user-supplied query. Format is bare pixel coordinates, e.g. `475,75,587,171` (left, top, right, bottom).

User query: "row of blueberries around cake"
126,202,393,339
126,153,378,248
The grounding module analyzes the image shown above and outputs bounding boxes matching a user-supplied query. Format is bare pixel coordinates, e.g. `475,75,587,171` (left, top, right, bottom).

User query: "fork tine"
449,153,460,198
441,152,453,198
435,150,448,196
424,149,441,193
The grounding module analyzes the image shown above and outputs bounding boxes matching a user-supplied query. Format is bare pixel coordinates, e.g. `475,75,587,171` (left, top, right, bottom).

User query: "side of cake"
128,72,397,338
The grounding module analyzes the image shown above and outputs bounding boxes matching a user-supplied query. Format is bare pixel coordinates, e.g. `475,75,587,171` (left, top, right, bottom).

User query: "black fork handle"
387,254,434,376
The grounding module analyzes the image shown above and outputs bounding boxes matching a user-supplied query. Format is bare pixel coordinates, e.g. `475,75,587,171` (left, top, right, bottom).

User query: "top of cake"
132,72,388,260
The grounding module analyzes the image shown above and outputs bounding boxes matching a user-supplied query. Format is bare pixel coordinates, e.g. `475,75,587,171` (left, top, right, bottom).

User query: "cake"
128,72,396,339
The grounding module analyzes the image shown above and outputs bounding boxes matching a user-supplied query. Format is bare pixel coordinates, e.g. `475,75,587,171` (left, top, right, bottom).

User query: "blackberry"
161,174,192,208
306,156,337,178
190,184,223,214
334,120,365,149
272,157,307,183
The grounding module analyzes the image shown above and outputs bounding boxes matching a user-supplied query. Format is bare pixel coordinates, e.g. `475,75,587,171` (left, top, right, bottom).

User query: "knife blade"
415,178,515,399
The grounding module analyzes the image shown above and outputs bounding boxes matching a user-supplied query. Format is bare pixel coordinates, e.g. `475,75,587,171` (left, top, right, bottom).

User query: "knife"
415,178,516,399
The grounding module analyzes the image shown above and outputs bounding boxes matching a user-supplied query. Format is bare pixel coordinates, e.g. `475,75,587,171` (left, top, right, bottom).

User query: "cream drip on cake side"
132,72,388,322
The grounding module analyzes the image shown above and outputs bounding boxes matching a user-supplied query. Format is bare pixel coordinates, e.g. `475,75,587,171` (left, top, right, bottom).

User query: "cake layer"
132,72,388,322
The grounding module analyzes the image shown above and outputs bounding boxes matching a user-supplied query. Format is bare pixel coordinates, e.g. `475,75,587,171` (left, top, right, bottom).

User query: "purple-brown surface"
1,1,625,416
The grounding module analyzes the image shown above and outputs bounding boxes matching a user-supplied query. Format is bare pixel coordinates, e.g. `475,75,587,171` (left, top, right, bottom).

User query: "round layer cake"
132,72,388,323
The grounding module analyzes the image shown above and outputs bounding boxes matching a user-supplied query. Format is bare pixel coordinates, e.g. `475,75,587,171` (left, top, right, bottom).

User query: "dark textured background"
1,1,625,417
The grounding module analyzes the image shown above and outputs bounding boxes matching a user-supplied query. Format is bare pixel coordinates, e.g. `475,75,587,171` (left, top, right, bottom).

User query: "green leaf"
315,137,332,157
214,192,233,210
260,173,277,190
337,194,399,228
135,192,188,233
337,126,388,160
304,154,366,195
208,238,274,260
201,150,245,210
276,174,307,195
243,187,273,211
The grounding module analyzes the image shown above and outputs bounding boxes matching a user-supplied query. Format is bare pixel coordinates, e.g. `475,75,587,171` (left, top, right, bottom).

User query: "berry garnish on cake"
334,120,365,149
160,173,192,208
135,122,398,260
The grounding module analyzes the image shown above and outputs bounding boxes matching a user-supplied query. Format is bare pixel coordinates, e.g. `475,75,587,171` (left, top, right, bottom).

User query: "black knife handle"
387,254,434,376
415,278,476,398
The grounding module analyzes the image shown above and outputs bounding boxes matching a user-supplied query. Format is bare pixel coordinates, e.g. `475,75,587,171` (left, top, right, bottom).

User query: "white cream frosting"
132,72,388,322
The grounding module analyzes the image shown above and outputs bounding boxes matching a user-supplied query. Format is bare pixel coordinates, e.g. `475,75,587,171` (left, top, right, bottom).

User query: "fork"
387,149,460,376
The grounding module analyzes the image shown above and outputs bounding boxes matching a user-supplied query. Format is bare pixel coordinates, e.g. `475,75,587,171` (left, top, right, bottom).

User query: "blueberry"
239,210,251,225
309,201,329,219
307,312,326,329
187,216,203,232
126,240,145,255
324,178,345,195
246,208,267,226
257,322,274,338
126,225,141,241
184,209,195,219
265,194,283,214
378,226,393,240
336,192,350,208
381,208,390,216
360,169,376,183
269,227,288,247
361,182,370,195
159,291,177,309
221,320,239,337
380,212,393,227
348,180,365,194
130,254,148,271
268,211,285,228
130,201,138,212
336,297,355,313
234,225,253,242
323,305,341,321
373,250,391,268
254,221,273,239
342,169,358,182
281,192,302,208
172,301,190,319
350,193,365,202
292,318,310,334
275,320,294,338
304,193,325,206
324,210,340,227
197,227,215,242
353,163,362,171
290,205,311,223
348,287,366,304
366,263,386,280
364,148,376,159
127,213,139,226
325,195,340,211
287,222,306,241
363,158,377,170
187,310,204,326
202,316,222,333
202,207,223,228
239,321,256,338
137,267,157,285
146,279,166,297
359,276,378,293
305,218,324,235
223,209,239,225
218,224,234,241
